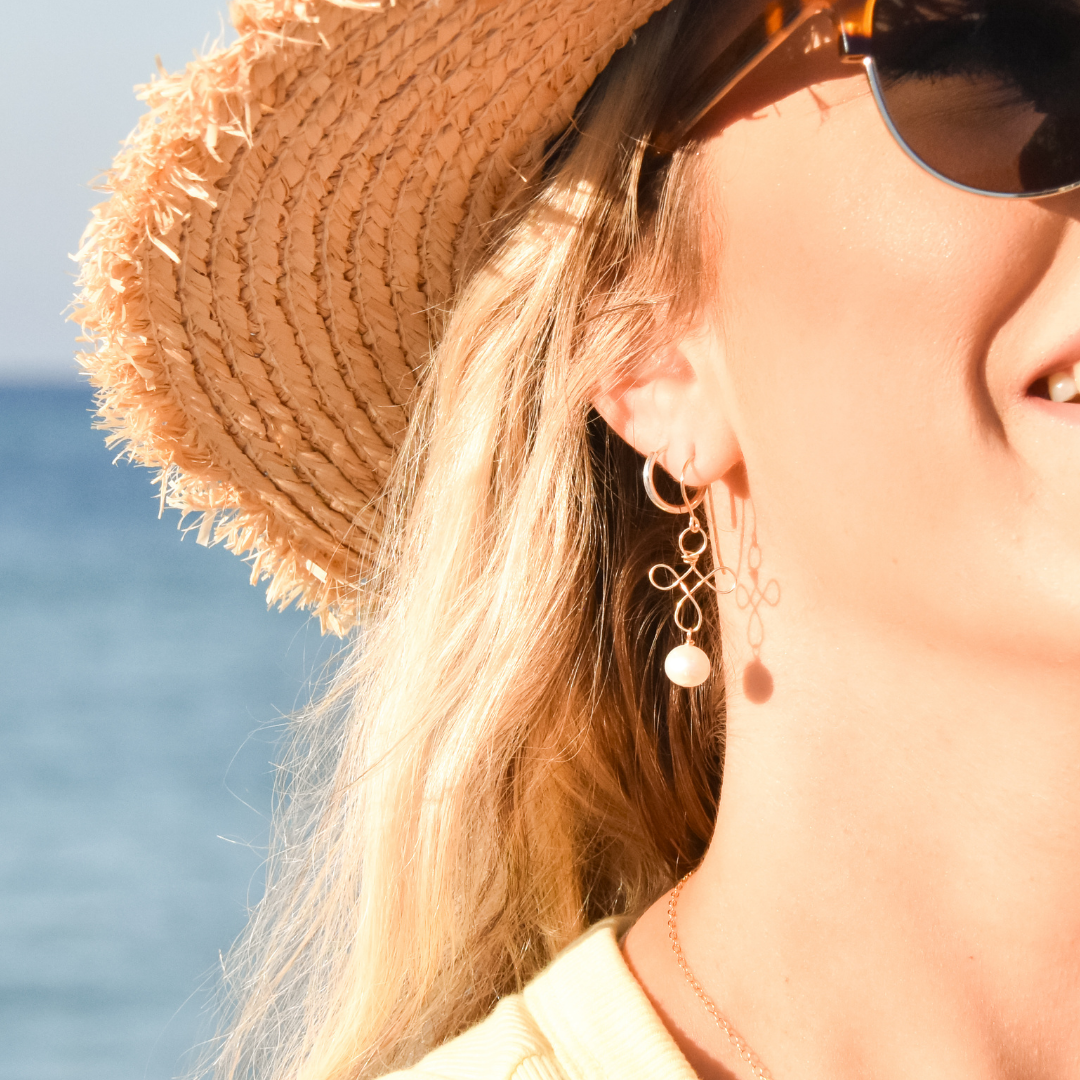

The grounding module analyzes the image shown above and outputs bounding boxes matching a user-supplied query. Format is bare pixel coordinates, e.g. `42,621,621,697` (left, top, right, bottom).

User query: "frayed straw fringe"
71,0,668,634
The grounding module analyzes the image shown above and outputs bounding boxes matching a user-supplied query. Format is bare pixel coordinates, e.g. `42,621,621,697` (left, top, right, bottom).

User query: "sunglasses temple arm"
654,0,836,153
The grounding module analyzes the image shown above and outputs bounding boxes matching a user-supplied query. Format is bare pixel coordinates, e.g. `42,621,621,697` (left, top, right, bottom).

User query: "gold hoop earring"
644,452,736,688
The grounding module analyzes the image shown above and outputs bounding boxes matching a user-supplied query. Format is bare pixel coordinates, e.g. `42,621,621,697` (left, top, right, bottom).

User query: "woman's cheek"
705,80,1066,638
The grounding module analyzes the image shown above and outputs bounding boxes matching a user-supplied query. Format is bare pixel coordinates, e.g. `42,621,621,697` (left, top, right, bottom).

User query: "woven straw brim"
73,0,670,633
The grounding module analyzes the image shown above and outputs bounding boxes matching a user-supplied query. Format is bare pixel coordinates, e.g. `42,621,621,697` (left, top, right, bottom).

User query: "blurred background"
0,4,336,1077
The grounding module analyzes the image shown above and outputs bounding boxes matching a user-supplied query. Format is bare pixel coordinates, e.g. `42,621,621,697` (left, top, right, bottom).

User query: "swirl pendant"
643,452,736,687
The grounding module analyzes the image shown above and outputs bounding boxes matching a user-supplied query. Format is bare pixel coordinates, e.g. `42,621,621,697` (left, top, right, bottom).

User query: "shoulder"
381,991,560,1080
382,919,698,1080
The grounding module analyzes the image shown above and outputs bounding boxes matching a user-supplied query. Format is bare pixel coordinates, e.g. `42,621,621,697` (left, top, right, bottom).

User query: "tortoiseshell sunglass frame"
652,0,1080,201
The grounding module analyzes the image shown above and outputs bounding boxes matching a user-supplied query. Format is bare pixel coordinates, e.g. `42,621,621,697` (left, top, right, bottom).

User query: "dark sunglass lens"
870,0,1080,195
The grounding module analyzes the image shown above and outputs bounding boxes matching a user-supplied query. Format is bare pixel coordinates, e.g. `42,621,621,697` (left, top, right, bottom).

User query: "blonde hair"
210,3,726,1077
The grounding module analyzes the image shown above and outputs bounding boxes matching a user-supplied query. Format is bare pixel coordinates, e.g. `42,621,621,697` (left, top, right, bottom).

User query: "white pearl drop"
1048,370,1079,403
664,643,711,688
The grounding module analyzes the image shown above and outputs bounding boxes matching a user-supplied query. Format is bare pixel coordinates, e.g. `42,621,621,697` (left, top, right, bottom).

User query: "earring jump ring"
643,451,707,515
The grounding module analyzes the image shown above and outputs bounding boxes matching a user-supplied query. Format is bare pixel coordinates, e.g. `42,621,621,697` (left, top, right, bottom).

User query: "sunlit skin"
595,17,1080,1080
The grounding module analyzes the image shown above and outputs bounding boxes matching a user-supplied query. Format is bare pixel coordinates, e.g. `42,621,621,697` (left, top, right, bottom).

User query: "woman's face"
694,20,1080,668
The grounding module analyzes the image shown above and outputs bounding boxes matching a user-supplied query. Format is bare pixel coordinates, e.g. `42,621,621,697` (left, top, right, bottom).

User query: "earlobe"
590,328,743,486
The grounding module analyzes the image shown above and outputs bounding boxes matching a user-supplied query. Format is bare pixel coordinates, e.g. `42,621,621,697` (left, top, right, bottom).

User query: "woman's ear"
591,321,743,485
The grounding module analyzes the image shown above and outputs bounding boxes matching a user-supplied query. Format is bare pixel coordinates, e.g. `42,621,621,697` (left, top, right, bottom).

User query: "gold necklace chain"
667,871,775,1080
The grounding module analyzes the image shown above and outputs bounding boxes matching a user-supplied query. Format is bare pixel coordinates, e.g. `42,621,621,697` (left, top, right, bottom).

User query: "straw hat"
74,0,670,633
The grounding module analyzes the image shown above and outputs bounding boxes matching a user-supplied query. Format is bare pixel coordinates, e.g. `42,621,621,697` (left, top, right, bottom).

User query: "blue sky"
0,0,235,382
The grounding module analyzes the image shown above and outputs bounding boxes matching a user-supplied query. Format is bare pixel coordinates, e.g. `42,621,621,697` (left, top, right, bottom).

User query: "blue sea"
0,386,335,1080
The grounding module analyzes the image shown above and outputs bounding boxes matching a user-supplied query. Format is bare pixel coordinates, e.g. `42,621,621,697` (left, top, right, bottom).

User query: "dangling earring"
644,451,736,688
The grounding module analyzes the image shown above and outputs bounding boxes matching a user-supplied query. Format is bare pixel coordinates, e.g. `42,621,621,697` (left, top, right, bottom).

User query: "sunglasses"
653,0,1080,199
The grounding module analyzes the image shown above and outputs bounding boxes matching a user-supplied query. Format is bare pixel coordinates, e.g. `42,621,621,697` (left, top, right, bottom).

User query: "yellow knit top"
384,920,699,1080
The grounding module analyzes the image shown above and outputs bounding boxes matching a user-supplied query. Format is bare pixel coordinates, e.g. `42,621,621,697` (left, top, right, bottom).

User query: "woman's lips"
1025,358,1080,404
1024,329,1080,404
1015,340,1080,431
1026,363,1080,425
1026,396,1080,427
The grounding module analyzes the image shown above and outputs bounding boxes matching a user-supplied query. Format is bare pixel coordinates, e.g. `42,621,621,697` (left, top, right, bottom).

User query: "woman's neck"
624,611,1080,1080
